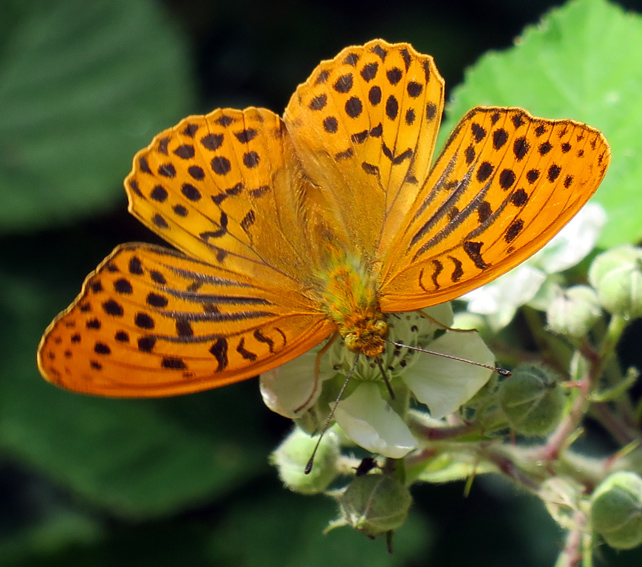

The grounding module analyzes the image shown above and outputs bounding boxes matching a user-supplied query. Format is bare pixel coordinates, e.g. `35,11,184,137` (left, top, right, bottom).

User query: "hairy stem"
554,510,588,567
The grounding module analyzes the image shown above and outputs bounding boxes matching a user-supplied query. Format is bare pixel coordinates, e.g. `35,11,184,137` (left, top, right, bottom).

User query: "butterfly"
37,39,610,397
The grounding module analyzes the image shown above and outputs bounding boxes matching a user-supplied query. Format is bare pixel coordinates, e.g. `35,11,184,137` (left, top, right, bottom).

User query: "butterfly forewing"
38,244,333,396
126,107,317,287
379,107,610,311
285,39,445,258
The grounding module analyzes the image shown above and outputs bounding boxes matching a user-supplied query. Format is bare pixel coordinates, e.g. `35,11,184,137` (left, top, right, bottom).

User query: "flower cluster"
261,303,494,459
261,212,642,564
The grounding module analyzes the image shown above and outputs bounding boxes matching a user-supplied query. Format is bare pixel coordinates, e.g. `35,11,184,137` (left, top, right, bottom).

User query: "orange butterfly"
37,40,610,397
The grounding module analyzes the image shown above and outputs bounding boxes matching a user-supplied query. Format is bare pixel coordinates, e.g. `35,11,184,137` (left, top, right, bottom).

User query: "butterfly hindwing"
38,244,333,397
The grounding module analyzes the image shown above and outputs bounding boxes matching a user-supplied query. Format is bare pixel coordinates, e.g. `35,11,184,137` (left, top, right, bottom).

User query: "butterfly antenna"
375,357,396,401
384,339,511,376
305,354,360,475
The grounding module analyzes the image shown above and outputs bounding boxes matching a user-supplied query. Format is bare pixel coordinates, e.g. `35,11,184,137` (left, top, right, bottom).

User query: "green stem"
539,314,628,462
409,419,481,441
598,314,627,363
589,313,637,434
600,315,635,424
480,444,544,493
540,376,591,462
385,457,406,485
554,511,588,567
408,407,508,442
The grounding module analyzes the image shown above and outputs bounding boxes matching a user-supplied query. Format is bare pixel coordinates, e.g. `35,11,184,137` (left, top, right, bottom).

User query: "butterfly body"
317,252,387,357
37,39,610,397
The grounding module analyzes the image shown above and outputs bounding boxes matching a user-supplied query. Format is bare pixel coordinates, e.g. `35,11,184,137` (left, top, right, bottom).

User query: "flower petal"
404,329,494,418
463,265,546,330
463,265,546,315
422,303,454,328
260,350,322,418
532,202,606,274
334,383,417,458
526,275,563,312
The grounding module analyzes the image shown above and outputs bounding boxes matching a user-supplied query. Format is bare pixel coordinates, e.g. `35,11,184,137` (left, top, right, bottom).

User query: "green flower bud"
540,478,582,531
546,285,602,338
499,364,565,436
271,427,340,494
591,471,642,550
339,475,411,537
588,246,642,318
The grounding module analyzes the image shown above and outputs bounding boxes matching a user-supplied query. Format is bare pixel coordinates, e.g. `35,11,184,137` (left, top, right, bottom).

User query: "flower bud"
271,427,340,494
540,477,582,531
546,285,602,338
591,471,642,550
338,475,411,537
588,246,642,318
499,364,564,436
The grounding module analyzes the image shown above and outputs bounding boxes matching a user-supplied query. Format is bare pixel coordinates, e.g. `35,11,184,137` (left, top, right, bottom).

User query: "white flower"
334,383,417,458
260,304,494,458
461,203,606,330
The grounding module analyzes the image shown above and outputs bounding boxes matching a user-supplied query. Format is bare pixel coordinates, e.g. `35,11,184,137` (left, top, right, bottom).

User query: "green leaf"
439,0,642,248
414,451,496,484
0,504,102,565
0,0,194,233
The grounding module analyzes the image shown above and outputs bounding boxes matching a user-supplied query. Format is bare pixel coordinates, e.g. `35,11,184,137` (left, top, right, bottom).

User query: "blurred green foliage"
0,0,194,232
2,0,642,565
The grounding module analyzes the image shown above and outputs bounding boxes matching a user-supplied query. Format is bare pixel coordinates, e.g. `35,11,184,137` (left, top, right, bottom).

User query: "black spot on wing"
463,241,490,270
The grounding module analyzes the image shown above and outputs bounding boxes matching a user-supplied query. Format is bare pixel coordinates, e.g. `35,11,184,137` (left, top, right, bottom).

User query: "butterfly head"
342,318,388,358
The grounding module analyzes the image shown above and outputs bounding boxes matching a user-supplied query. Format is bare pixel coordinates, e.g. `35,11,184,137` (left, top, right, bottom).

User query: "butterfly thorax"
318,255,387,358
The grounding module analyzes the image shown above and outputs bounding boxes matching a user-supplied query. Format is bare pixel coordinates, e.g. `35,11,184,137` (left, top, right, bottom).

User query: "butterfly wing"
39,41,612,396
39,106,338,396
38,244,333,397
378,106,611,311
125,106,323,287
284,39,445,259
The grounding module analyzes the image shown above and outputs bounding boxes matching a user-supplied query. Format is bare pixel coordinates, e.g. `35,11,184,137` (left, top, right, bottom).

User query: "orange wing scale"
124,107,317,287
